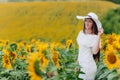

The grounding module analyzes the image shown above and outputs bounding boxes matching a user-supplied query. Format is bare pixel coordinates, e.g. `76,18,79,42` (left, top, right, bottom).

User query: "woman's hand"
76,60,79,64
74,67,79,72
98,28,104,36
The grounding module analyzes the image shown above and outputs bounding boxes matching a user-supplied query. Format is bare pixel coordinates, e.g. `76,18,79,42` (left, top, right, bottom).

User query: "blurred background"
0,0,120,42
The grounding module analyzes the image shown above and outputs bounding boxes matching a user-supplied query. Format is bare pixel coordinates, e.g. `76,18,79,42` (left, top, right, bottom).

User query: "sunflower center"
5,58,9,64
107,53,116,64
4,55,10,64
10,52,16,59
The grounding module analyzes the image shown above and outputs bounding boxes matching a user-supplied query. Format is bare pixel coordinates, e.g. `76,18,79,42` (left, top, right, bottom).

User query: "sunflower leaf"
95,63,107,78
107,70,119,80
10,43,17,51
97,70,111,80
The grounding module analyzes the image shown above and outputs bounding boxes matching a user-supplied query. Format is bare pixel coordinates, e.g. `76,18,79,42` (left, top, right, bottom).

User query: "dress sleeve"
88,36,100,48
76,31,82,45
76,31,100,48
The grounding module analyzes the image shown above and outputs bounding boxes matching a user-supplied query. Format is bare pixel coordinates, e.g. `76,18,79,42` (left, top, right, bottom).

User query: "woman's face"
84,18,93,29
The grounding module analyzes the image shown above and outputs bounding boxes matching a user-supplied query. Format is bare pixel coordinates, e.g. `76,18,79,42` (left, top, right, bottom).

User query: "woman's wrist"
98,35,101,38
97,35,100,39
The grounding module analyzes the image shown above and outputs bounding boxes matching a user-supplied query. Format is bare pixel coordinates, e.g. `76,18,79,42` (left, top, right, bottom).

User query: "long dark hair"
83,18,100,62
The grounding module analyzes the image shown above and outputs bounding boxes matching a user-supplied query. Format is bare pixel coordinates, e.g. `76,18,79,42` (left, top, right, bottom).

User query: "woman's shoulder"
79,30,84,34
88,34,99,41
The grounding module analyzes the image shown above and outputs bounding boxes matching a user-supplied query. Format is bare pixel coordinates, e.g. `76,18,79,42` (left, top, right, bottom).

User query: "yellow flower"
113,36,120,51
2,50,12,69
39,53,49,71
20,54,26,60
51,51,60,69
101,41,107,53
104,50,119,70
51,42,64,49
106,44,114,52
108,33,116,45
36,42,48,52
30,39,36,44
0,40,9,46
66,40,72,48
27,52,42,80
40,56,49,67
25,44,32,52
9,51,17,63
17,42,25,48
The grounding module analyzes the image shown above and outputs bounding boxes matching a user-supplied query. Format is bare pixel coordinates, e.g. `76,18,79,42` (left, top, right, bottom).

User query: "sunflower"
0,40,9,46
27,52,42,80
101,41,107,53
17,42,25,48
9,51,17,63
105,44,114,52
113,36,120,51
51,42,64,49
25,44,32,52
39,53,49,72
30,39,36,44
36,42,48,52
104,50,119,70
113,41,120,51
107,33,116,45
66,40,72,48
2,50,12,69
51,51,60,69
20,54,26,60
40,56,49,67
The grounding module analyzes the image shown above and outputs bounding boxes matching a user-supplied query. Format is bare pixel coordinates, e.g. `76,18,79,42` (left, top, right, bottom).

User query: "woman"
76,12,104,80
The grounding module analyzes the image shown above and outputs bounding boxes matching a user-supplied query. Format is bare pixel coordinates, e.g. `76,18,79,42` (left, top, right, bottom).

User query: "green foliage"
106,0,120,4
1,39,120,80
0,41,83,80
0,59,29,80
10,43,17,51
55,44,82,80
95,62,120,80
95,53,120,80
102,7,120,34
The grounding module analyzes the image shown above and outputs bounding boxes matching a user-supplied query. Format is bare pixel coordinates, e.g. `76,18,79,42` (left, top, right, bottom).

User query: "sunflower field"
0,33,120,80
95,33,120,80
0,1,120,80
0,39,82,80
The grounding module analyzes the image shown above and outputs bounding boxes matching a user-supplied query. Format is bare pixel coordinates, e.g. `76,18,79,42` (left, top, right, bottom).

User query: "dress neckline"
81,30,98,37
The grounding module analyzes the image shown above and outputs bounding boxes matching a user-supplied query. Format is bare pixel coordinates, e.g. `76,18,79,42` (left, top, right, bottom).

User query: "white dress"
77,30,99,80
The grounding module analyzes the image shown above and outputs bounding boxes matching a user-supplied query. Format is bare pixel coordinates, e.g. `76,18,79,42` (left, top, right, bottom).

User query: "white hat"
76,12,102,29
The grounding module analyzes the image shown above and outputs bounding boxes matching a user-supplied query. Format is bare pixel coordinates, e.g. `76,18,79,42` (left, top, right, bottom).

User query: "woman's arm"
92,36,100,54
92,28,104,54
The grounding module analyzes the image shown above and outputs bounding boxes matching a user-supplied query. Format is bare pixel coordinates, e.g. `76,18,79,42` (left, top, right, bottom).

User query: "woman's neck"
85,29,93,34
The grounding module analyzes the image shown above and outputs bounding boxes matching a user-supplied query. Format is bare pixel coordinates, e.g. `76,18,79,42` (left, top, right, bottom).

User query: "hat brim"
76,15,102,29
